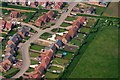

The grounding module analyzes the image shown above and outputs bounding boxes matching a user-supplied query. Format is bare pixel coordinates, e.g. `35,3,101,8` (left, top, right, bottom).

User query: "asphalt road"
12,2,78,78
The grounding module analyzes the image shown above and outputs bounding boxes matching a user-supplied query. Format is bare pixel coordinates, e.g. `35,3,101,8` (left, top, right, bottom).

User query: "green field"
67,19,118,78
102,2,119,18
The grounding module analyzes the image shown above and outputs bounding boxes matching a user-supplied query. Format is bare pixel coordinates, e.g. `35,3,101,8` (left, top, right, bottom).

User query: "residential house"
49,44,57,53
35,18,43,27
5,22,13,31
62,33,71,44
55,36,62,41
0,59,12,72
68,27,78,38
40,57,50,69
34,64,45,74
72,20,81,29
10,11,20,18
18,26,30,38
55,40,64,48
46,11,55,20
54,2,63,10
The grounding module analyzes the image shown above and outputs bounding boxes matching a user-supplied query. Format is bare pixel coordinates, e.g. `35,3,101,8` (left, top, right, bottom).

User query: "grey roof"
4,54,16,63
10,33,22,44
18,26,31,33
55,40,64,47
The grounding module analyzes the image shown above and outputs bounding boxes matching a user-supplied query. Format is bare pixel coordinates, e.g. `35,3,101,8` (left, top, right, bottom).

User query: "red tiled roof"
68,27,78,38
62,33,71,40
10,11,20,18
5,22,13,30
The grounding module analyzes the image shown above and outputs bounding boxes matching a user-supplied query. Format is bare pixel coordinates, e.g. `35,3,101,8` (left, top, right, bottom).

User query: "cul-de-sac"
0,0,119,79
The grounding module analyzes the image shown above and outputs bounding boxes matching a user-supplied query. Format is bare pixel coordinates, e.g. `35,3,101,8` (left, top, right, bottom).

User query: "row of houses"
24,40,64,78
56,17,87,44
0,26,31,72
0,20,14,32
7,1,64,10
35,10,55,27
72,6,96,14
24,17,87,79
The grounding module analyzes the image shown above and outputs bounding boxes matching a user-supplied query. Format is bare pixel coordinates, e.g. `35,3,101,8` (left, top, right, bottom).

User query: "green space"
45,72,59,78
30,44,44,51
26,68,34,72
80,27,90,34
70,38,82,46
40,32,52,40
61,19,119,78
102,2,119,18
30,52,39,58
65,16,77,21
1,2,37,11
2,68,19,78
60,22,71,27
51,28,67,33
86,18,97,27
2,9,11,15
31,60,39,65
49,66,63,71
52,58,69,66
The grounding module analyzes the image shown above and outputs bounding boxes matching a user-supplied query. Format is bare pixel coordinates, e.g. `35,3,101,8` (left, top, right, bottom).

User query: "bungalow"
62,33,71,44
55,40,64,48
10,11,20,18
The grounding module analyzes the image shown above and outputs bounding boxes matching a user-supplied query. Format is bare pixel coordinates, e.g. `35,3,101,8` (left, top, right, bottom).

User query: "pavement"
12,2,78,78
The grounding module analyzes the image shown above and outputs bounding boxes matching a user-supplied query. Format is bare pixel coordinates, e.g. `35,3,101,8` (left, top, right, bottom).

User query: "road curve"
12,2,78,78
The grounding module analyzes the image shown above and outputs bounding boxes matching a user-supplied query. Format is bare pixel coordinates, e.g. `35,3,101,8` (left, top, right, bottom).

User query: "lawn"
70,38,82,46
51,28,67,33
102,2,119,18
2,9,11,15
40,32,52,40
80,27,90,34
2,68,19,78
45,72,59,78
30,44,44,51
49,66,63,71
31,60,39,65
65,16,77,21
60,22,71,27
68,19,118,78
52,58,69,66
26,68,34,72
86,18,97,27
30,52,39,58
